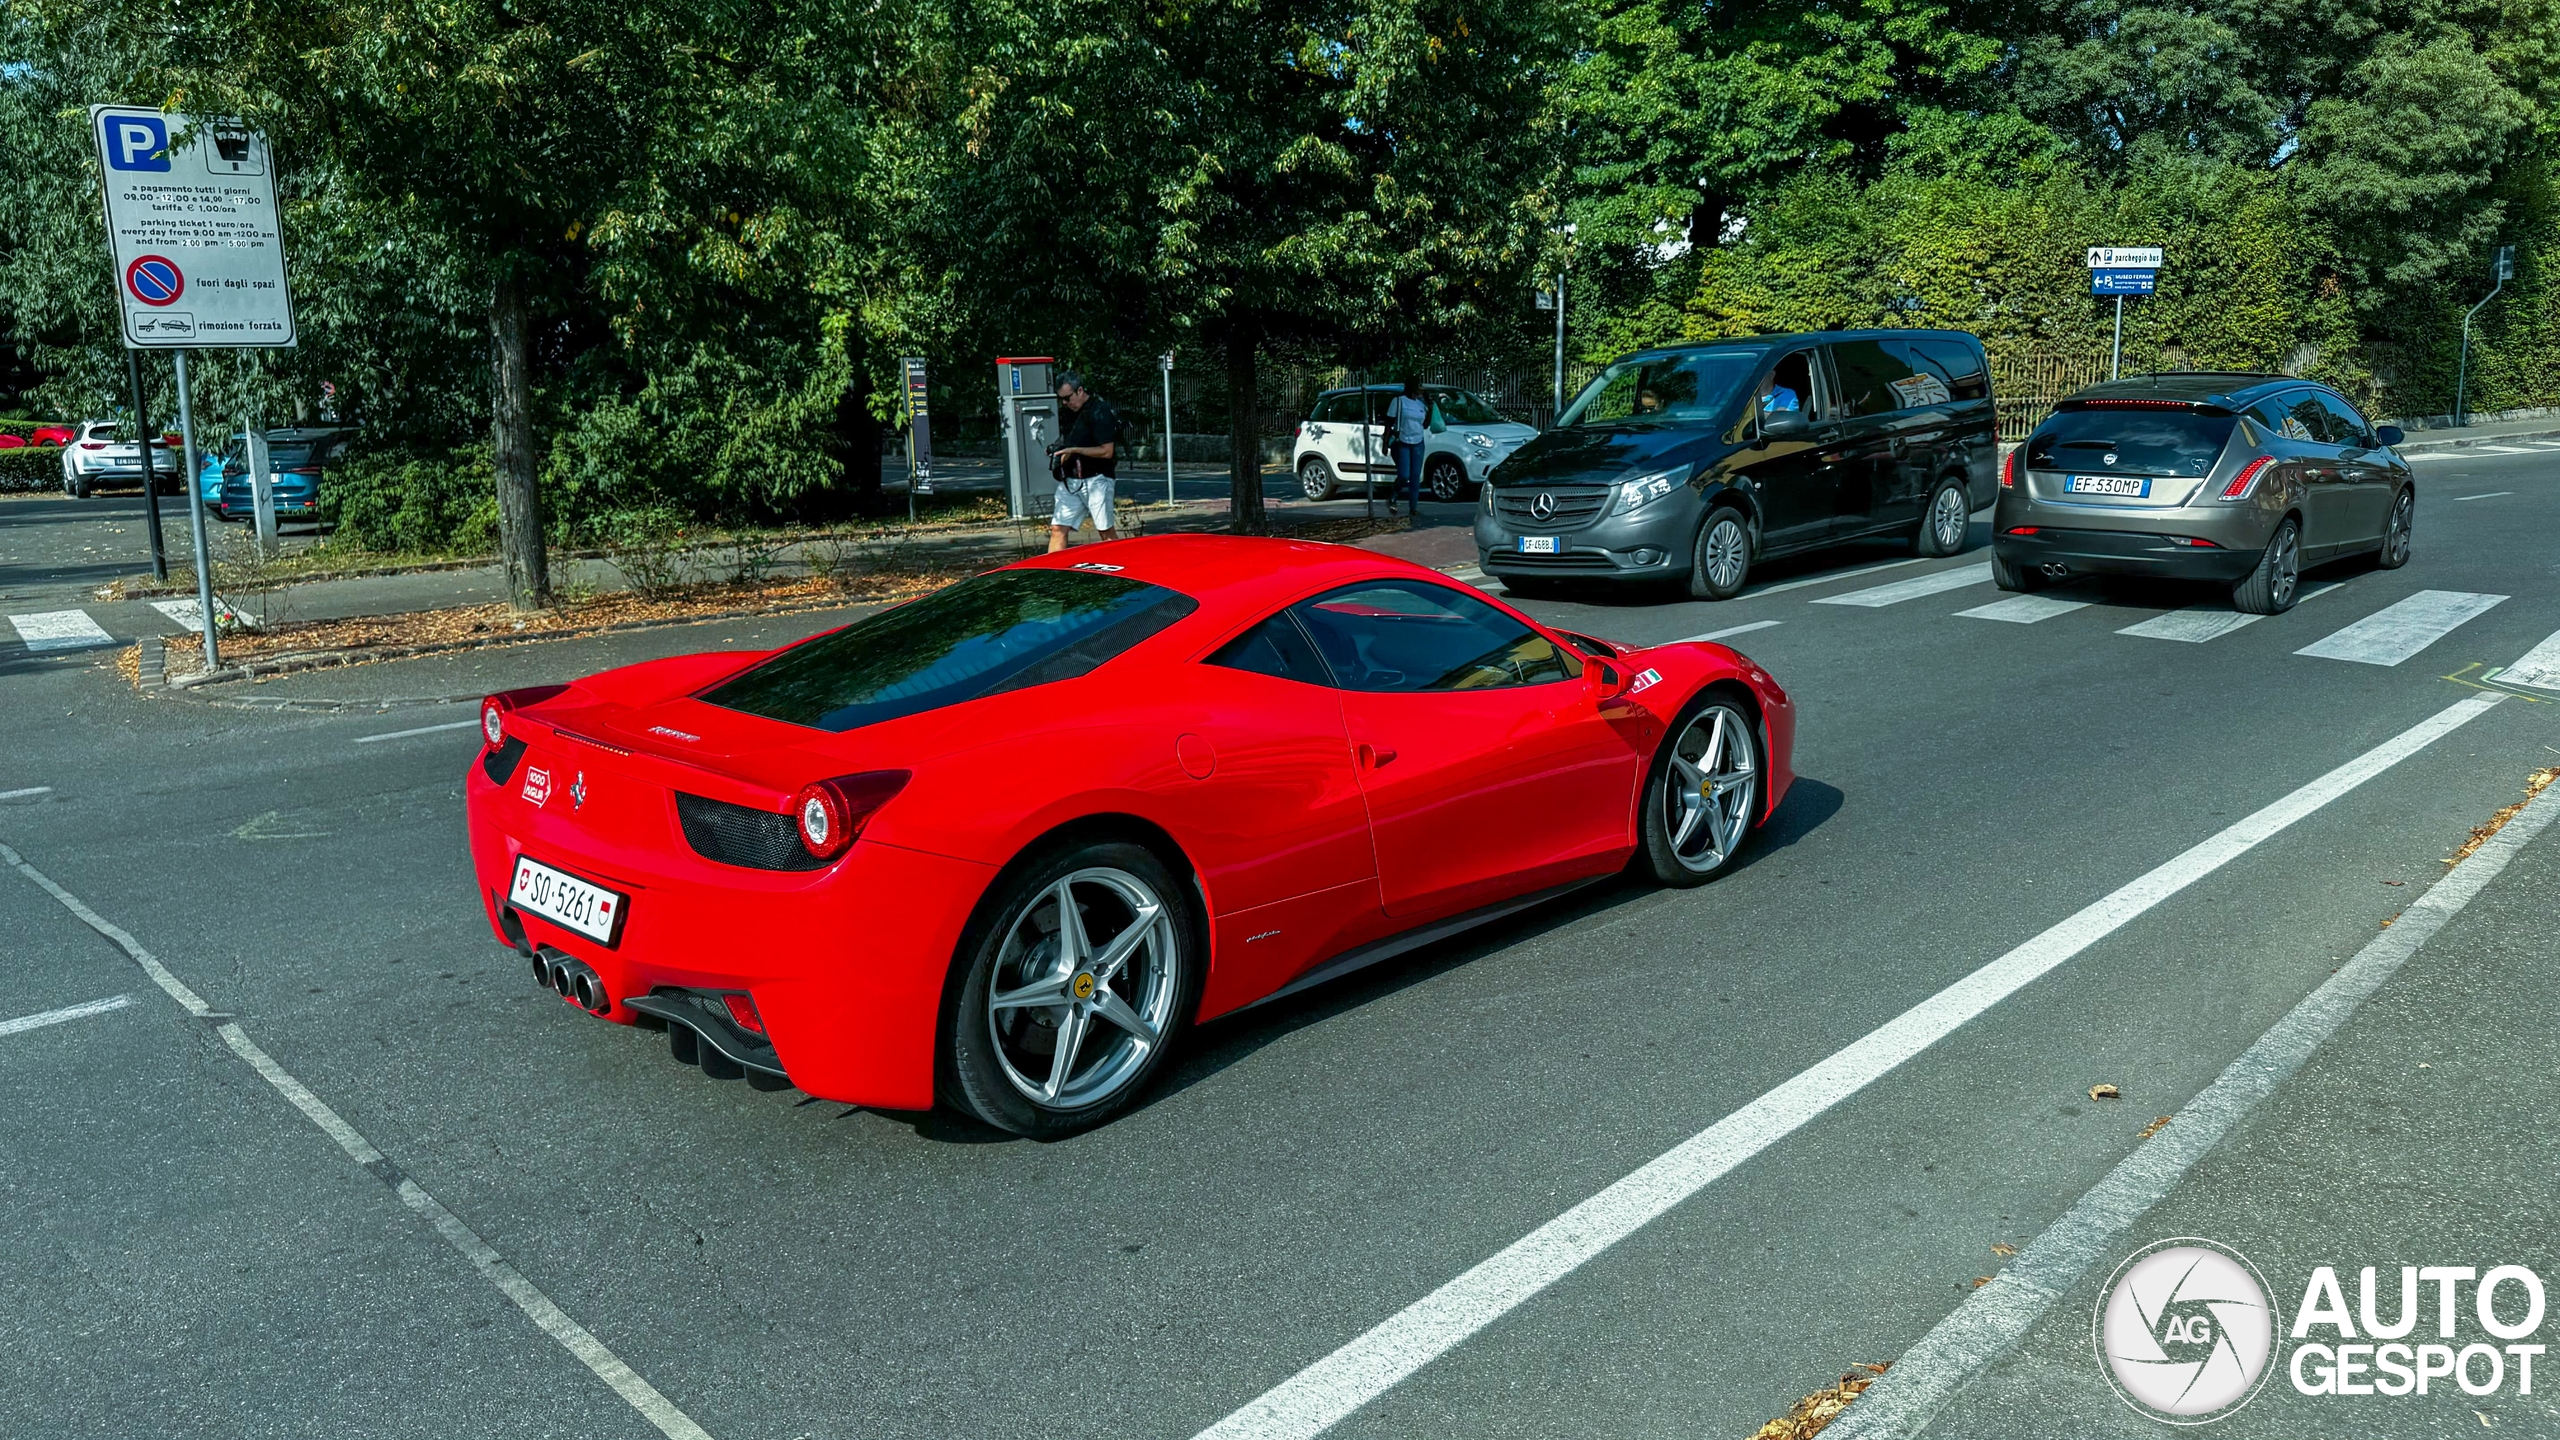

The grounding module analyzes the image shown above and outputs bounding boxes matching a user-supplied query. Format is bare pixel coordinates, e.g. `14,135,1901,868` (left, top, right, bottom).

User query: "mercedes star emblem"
1531,492,1557,520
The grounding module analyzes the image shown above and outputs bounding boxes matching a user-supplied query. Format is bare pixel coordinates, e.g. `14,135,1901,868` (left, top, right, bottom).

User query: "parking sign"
91,106,296,349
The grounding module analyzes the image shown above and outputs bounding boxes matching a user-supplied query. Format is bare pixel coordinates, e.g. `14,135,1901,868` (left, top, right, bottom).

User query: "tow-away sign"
91,107,296,349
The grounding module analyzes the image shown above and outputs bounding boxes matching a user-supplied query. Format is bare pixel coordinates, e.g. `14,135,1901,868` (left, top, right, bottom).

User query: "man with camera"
1047,372,1120,553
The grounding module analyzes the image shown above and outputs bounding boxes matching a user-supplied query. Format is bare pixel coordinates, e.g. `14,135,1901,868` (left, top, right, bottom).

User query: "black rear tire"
943,839,1200,1139
1990,549,2045,592
2376,488,2413,569
2232,517,2302,615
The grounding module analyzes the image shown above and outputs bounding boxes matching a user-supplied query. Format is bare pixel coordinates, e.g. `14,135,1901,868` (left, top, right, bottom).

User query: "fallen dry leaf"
2446,768,2560,866
1748,1362,1892,1440
2138,1115,2173,1140
2381,879,2406,886
2089,1083,2122,1101
1990,1242,2018,1257
1970,1276,1995,1289
2381,916,2396,929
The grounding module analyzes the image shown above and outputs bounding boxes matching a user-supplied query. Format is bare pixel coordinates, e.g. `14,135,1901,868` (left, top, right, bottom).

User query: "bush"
0,445,63,492
320,448,499,553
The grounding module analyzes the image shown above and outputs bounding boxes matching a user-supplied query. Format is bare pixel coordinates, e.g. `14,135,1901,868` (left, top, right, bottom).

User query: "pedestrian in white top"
1389,378,1429,515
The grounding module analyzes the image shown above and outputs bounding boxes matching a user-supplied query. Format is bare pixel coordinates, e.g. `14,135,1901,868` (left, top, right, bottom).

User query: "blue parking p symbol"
105,115,170,172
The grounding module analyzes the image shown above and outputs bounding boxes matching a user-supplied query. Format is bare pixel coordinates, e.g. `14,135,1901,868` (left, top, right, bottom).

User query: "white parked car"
60,421,175,498
1292,385,1538,503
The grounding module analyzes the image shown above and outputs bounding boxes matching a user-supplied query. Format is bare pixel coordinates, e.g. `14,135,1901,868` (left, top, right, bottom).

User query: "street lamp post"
2455,245,2516,428
1551,223,1576,424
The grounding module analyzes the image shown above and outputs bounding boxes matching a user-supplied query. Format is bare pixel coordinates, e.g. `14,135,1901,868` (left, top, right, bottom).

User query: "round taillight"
481,698,506,747
794,784,848,858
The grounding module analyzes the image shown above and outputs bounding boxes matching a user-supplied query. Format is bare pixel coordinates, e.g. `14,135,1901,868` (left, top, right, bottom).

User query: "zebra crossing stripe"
1955,594,2093,624
2500,629,2560,692
1812,562,1992,609
2117,608,2266,644
2294,589,2507,667
7,610,114,652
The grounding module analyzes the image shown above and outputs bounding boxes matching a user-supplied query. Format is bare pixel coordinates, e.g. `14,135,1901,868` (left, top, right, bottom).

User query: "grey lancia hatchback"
1992,374,2415,614
1475,329,1999,599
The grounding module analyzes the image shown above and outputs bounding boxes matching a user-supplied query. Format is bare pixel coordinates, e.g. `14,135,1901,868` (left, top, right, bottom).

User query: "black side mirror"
2374,425,2405,447
1761,409,1808,440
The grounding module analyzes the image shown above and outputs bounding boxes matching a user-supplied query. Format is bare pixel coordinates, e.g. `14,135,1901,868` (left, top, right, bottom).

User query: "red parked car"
467,536,1795,1135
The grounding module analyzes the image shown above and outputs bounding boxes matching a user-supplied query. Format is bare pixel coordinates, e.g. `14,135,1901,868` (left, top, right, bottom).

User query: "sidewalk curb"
2393,426,2560,453
152,593,888,703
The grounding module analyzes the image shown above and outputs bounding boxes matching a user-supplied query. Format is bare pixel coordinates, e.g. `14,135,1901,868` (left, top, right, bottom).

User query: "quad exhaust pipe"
532,946,612,1015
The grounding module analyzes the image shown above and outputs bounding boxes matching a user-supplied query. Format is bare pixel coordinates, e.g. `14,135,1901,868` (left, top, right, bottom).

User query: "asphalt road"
3,443,2556,1439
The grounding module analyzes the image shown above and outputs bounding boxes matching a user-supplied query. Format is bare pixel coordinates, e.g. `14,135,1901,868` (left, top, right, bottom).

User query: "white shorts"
1051,476,1116,531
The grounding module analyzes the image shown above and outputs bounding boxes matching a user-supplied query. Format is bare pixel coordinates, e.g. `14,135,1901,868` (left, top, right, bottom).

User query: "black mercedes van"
1475,329,1999,599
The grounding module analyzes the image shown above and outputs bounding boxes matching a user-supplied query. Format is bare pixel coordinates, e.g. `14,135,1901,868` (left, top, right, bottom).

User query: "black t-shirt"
1058,395,1120,479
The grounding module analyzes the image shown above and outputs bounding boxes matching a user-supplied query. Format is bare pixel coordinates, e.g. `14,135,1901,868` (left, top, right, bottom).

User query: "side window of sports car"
1207,613,1333,686
1289,581,1581,693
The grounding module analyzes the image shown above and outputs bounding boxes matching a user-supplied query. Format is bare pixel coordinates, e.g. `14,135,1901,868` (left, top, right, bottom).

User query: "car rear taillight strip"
2220,455,2274,500
2000,449,2020,489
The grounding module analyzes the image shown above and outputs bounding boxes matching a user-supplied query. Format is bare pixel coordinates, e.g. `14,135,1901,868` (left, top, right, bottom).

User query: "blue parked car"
198,429,351,522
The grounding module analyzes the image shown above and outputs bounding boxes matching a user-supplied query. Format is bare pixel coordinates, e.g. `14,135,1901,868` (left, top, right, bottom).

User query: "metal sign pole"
2111,295,2124,381
126,349,168,579
249,354,277,555
1361,371,1374,521
2456,248,2513,427
1161,351,1176,506
1552,267,1567,421
173,349,218,670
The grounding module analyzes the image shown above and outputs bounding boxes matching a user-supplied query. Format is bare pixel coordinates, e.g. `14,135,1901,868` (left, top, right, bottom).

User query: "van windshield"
1559,351,1760,427
2027,409,2236,478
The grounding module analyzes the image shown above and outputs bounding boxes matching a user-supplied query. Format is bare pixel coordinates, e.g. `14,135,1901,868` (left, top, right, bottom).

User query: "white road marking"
1955,594,2092,624
2500,629,2560,692
1831,768,2560,1440
0,841,717,1440
2467,445,2530,454
0,994,133,1039
0,786,53,801
1810,562,1993,609
1677,620,1782,643
354,719,482,744
1190,692,2504,1440
149,597,225,628
2116,608,2264,644
2453,491,2514,501
8,610,114,652
2295,589,2507,667
1741,556,1925,600
2403,453,2458,462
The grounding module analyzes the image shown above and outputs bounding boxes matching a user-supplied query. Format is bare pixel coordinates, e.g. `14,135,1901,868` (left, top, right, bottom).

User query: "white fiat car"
1292,385,1538,503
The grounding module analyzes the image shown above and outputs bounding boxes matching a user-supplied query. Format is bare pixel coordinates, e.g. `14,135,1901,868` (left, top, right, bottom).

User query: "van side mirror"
1761,409,1807,440
2374,424,2404,447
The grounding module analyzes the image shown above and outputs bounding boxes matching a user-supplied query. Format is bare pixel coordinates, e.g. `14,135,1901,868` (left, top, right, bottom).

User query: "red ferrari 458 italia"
468,536,1794,1135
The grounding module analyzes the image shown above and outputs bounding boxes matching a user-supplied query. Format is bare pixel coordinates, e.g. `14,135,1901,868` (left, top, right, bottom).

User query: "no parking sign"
91,106,296,349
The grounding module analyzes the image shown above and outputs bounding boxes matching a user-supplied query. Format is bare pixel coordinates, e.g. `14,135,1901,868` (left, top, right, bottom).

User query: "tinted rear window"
702,569,1196,732
2027,409,2236,477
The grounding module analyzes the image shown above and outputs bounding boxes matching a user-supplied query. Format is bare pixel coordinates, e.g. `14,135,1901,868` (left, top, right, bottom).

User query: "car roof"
1005,534,1460,619
1315,383,1478,397
2059,372,2305,409
1625,328,1987,362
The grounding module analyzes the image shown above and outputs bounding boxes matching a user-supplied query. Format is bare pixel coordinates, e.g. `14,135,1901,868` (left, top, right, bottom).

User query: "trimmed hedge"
0,446,64,492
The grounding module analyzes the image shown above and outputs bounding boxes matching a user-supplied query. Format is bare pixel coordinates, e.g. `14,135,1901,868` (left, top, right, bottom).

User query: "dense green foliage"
3,0,2556,555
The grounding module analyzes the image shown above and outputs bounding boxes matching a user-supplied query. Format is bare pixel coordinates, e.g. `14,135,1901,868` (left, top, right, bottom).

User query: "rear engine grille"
1493,488,1611,529
482,736,528,784
675,792,829,871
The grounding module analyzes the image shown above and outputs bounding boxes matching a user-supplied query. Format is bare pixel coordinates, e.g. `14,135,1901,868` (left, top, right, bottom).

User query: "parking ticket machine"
996,357,1057,520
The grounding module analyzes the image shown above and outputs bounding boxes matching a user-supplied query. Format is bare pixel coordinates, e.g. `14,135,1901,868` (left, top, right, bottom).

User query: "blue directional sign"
2092,269,2157,296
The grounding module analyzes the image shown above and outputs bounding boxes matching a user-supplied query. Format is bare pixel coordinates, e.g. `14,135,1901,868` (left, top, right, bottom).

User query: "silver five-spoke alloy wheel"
985,867,1180,1111
1662,704,1759,875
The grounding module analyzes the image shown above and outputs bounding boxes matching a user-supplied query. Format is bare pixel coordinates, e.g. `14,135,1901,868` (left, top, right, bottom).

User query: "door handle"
1356,744,1397,769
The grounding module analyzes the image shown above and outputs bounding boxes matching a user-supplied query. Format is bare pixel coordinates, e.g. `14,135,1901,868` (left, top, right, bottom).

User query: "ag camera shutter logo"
2096,1237,2280,1423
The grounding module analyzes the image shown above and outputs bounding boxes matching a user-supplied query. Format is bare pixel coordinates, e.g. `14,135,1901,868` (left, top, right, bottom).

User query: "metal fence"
1988,349,2113,442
